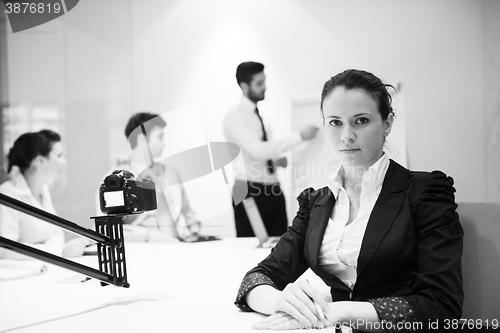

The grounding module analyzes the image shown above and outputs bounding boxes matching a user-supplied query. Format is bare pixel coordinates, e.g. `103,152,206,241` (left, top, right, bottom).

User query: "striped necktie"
255,107,274,174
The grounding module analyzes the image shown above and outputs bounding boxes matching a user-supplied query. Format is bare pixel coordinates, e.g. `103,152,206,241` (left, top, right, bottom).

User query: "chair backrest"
457,202,500,321
242,197,269,246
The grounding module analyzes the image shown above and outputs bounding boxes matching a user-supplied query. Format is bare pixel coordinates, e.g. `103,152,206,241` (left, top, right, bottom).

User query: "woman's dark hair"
7,130,61,173
320,69,395,121
38,129,61,143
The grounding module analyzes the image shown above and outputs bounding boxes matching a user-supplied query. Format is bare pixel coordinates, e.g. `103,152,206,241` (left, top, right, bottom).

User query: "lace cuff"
234,272,277,312
368,297,419,332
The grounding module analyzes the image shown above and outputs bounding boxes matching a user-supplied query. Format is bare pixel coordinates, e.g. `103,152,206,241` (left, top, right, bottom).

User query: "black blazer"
246,159,463,323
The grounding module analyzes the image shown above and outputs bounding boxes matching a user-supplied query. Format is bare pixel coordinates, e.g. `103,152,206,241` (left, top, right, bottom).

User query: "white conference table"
0,238,329,333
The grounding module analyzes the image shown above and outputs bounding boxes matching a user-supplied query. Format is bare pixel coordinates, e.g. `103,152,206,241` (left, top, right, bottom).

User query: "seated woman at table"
234,69,463,331
0,130,90,260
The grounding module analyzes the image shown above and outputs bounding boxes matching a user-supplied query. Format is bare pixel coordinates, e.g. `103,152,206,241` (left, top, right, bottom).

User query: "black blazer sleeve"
406,171,464,323
234,187,316,310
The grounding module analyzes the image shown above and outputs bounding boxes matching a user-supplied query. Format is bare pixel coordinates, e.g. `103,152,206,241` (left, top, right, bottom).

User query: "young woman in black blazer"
235,69,463,332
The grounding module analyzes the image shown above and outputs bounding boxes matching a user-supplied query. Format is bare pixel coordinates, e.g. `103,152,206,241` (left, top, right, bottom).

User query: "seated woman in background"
0,130,89,259
235,69,463,332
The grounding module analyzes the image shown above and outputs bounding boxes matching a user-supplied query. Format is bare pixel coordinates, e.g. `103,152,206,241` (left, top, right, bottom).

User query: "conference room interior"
0,1,499,331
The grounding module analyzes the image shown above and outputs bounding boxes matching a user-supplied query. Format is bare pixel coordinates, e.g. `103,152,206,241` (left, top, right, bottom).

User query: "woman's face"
41,142,66,184
322,87,393,171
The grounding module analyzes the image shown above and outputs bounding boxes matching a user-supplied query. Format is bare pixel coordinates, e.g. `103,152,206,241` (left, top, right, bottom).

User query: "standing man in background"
223,62,318,237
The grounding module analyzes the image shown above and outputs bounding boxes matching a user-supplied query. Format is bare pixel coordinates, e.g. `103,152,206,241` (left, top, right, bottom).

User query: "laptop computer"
242,197,281,248
179,234,220,243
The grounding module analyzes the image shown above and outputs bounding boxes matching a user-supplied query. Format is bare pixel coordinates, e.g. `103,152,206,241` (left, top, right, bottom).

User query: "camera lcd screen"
104,191,124,207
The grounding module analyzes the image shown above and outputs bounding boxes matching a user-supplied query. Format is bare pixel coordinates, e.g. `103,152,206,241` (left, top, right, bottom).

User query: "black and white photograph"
0,1,499,332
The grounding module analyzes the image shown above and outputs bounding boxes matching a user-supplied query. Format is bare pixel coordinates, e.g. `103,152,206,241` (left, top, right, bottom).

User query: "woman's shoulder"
0,177,20,197
385,160,455,204
0,166,26,194
296,186,331,208
387,160,454,191
406,169,456,206
407,168,454,188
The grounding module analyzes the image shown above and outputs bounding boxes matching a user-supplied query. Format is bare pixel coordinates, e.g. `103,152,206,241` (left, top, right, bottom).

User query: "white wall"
3,0,495,238
4,0,134,230
483,0,500,202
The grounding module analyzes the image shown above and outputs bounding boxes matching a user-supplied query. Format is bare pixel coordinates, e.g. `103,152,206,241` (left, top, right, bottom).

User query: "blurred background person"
223,61,319,238
96,112,201,242
0,130,89,260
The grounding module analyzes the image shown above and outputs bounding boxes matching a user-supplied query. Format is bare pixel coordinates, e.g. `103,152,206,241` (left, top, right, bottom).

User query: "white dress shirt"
223,95,303,184
318,153,390,288
0,166,64,259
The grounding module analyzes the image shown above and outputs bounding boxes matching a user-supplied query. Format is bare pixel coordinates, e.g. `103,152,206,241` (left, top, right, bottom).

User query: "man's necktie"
255,107,274,174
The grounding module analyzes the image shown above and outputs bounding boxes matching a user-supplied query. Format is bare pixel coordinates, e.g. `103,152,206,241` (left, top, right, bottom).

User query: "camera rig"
0,193,130,288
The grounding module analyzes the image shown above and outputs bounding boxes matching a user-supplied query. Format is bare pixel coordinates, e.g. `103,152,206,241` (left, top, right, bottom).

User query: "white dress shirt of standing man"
223,61,319,237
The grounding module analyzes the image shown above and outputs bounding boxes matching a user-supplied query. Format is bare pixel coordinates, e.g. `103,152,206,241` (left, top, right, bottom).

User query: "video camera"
99,169,157,215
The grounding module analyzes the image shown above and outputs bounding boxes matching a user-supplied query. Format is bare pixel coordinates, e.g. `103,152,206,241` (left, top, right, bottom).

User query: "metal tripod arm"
0,193,129,288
